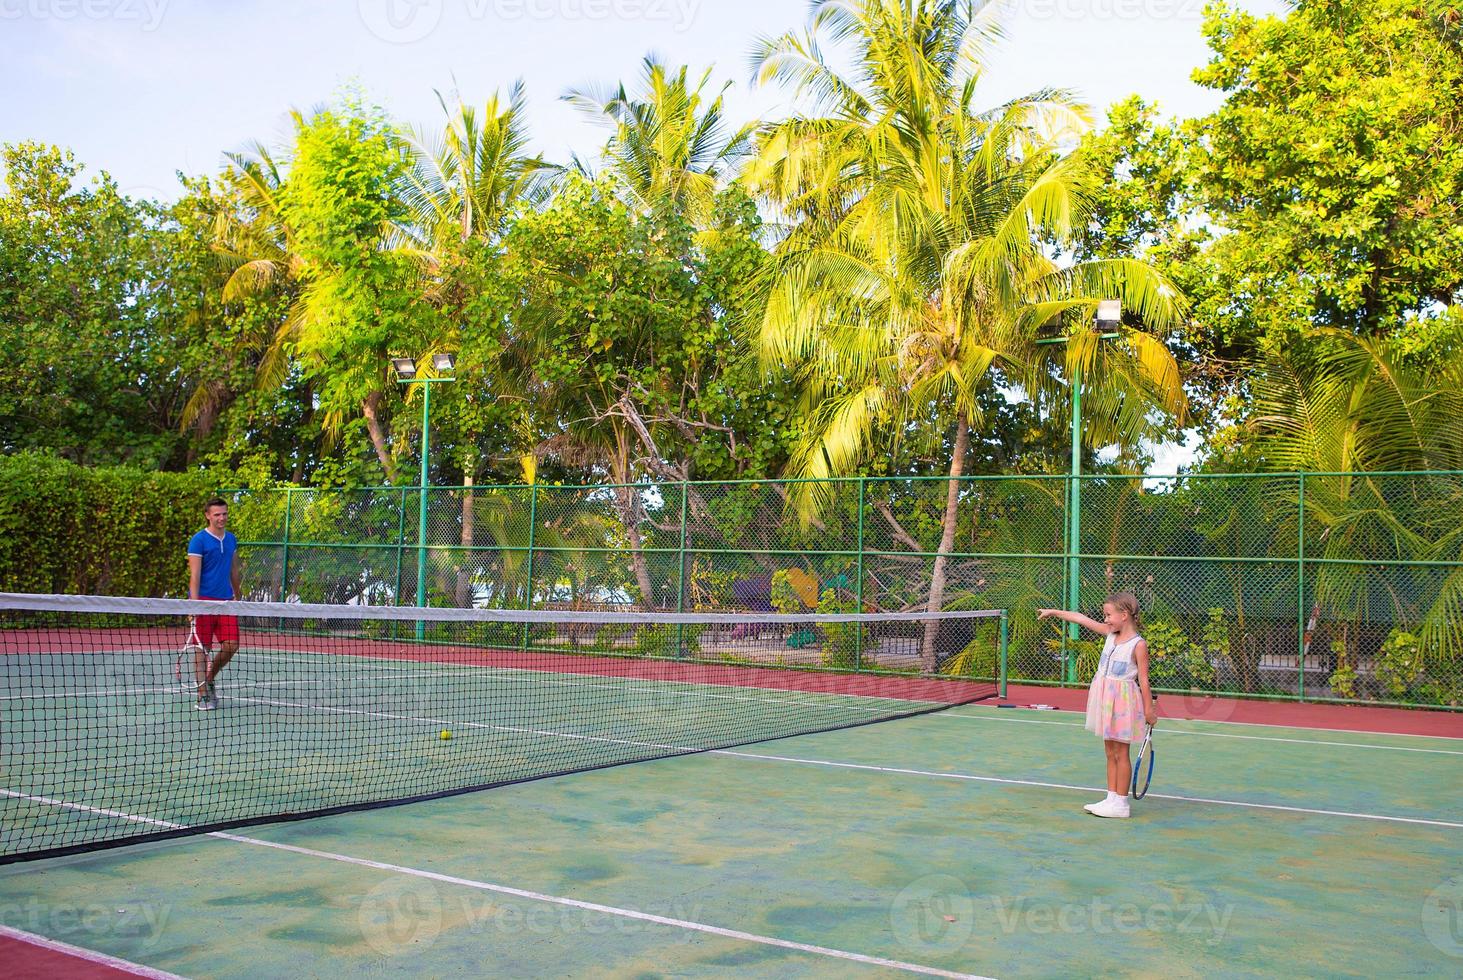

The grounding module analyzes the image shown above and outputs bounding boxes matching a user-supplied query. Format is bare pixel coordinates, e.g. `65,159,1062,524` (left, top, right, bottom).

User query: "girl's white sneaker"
1083,792,1114,813
1090,795,1131,819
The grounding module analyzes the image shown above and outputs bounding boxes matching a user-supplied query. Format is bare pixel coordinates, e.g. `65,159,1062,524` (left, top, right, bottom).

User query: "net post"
1297,472,1306,702
855,476,866,671
999,610,1009,700
521,483,539,653
675,481,689,658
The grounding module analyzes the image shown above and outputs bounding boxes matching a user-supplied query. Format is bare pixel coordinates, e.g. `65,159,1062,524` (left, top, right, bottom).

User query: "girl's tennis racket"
1131,721,1156,800
175,619,206,691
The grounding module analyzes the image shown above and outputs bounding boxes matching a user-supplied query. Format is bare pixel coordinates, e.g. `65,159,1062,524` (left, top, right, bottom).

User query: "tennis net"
0,592,1006,863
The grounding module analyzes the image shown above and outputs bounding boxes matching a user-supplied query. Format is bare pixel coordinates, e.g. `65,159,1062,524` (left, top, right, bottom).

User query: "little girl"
1038,593,1156,818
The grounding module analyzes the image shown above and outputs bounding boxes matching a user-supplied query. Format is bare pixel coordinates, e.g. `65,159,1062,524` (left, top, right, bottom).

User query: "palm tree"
748,0,1188,669
513,61,758,608
400,83,554,253
397,85,554,604
183,138,304,452
1247,327,1463,695
564,56,755,226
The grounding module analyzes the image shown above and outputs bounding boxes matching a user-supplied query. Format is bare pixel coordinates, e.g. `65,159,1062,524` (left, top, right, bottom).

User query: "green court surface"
2,702,1460,977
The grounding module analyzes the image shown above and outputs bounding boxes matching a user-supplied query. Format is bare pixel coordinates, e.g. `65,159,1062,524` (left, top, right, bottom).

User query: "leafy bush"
815,587,864,669
0,453,269,598
942,628,998,679
1376,629,1424,698
1073,637,1105,684
461,620,521,648
1328,660,1360,699
1374,629,1461,706
1143,614,1220,690
630,623,678,658
770,570,802,614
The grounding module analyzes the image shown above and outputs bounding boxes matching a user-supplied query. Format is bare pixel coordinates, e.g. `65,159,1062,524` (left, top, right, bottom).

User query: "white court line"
2,685,183,700
0,789,986,980
240,647,949,709
971,700,1463,741
218,834,987,979
0,924,187,980
716,751,1463,830
7,648,944,718
242,671,901,718
229,694,695,755
936,711,1463,755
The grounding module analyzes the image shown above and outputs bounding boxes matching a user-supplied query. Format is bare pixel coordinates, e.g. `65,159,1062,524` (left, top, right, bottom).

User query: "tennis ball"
439,729,452,740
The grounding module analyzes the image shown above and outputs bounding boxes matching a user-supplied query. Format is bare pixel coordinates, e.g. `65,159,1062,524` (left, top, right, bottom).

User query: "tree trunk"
292,382,313,484
920,412,970,673
455,469,475,608
361,390,394,480
604,426,659,612
617,486,659,611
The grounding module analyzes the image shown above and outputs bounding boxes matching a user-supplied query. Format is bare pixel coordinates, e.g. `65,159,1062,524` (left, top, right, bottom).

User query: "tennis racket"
175,619,207,692
1130,694,1157,800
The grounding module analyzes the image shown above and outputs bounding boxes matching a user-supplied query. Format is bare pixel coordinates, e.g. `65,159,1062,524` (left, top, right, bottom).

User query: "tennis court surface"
1,596,1459,977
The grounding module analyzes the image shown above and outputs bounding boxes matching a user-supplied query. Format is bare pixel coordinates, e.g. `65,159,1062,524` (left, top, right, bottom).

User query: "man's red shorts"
196,598,239,648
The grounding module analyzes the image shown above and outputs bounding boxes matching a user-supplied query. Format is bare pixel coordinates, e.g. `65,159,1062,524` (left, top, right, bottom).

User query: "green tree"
278,104,438,481
748,0,1187,668
1193,0,1463,346
0,142,207,467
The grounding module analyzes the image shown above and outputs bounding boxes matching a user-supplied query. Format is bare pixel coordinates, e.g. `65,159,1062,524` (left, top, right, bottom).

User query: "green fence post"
999,610,1010,700
1061,471,1075,683
855,477,866,670
521,483,538,653
675,482,689,658
279,487,293,602
1297,472,1306,702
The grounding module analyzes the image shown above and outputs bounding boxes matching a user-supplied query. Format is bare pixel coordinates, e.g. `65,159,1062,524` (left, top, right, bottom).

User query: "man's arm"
230,551,242,601
188,554,202,602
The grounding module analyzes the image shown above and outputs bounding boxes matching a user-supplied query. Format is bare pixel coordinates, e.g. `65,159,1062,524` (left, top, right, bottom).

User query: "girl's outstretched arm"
1134,639,1157,725
1036,608,1112,635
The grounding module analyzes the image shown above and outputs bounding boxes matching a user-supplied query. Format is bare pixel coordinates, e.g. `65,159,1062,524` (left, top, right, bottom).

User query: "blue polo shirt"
187,529,238,599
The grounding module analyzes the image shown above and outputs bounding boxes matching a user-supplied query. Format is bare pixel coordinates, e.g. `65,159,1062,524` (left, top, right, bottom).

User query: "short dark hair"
205,497,228,512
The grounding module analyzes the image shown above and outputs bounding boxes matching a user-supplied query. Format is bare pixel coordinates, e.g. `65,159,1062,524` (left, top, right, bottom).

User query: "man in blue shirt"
186,497,242,711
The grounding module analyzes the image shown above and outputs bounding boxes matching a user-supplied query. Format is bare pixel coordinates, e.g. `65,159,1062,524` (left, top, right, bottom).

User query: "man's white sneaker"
1083,792,1113,813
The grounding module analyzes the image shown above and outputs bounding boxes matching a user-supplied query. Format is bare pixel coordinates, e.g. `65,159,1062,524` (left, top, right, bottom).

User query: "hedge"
0,453,248,598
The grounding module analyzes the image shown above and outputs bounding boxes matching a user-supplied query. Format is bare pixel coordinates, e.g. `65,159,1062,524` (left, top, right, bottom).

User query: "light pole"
1037,300,1120,682
393,352,456,639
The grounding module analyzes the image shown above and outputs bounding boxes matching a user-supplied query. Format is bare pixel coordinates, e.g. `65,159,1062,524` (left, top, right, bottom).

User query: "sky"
1,0,1288,201
1,0,1288,473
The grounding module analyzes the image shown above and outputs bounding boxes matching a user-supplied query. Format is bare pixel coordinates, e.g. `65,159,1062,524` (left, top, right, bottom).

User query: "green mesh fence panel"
227,473,1463,708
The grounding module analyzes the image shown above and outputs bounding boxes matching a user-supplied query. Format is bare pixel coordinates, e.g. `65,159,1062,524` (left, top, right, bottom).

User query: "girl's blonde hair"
1105,592,1141,626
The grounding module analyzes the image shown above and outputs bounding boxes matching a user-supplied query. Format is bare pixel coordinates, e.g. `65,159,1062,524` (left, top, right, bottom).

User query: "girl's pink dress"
1085,633,1144,743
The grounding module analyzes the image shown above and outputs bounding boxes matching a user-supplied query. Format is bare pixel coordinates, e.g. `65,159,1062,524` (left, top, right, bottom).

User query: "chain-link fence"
228,472,1463,709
